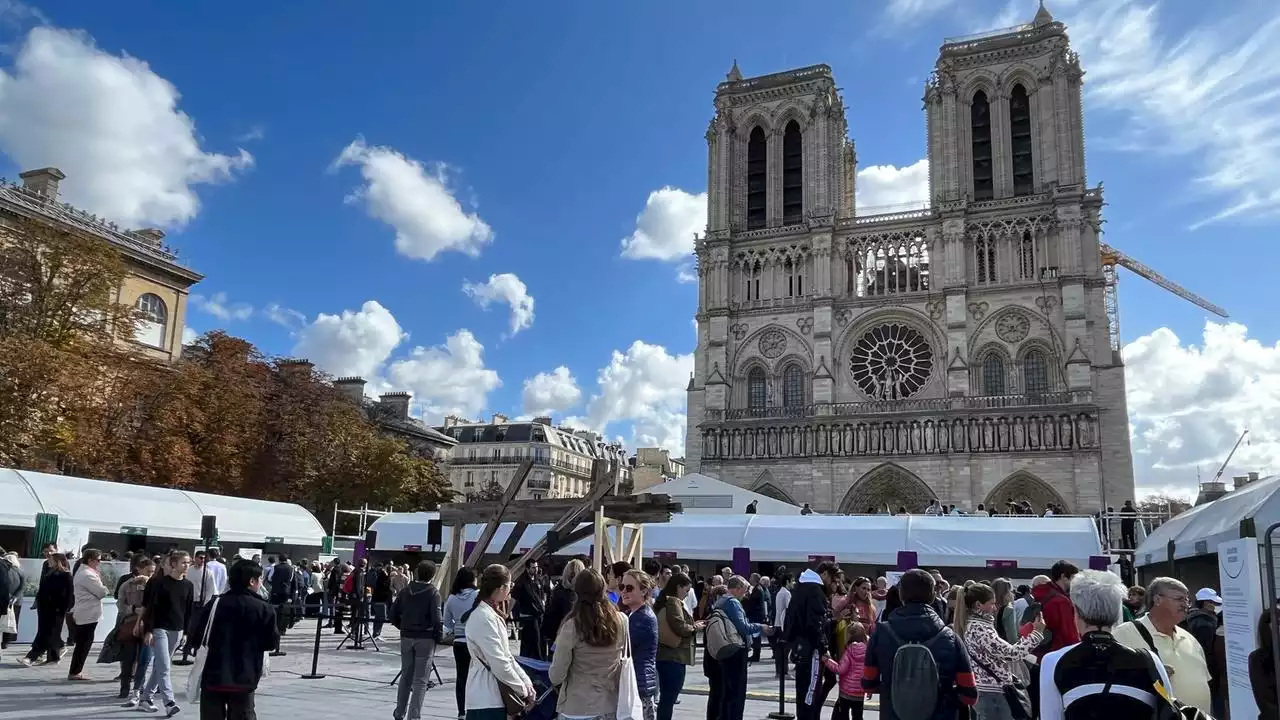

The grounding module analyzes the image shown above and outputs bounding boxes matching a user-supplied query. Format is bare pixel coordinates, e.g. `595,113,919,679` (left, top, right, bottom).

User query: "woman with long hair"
702,585,729,720
67,548,108,681
655,572,702,720
464,564,533,720
443,566,479,720
990,579,1017,643
19,551,72,667
959,583,1044,720
548,567,628,720
542,559,582,654
620,570,659,720
115,556,155,704
1249,608,1279,720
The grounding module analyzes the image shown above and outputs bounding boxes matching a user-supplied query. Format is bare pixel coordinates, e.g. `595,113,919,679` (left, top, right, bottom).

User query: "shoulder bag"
185,597,220,706
970,654,1032,719
617,616,644,720
468,608,531,718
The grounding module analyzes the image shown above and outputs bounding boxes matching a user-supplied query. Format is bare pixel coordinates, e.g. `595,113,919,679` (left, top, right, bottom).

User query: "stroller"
516,657,558,720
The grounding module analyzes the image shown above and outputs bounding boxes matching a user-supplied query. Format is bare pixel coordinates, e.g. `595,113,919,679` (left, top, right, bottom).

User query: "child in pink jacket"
823,620,869,720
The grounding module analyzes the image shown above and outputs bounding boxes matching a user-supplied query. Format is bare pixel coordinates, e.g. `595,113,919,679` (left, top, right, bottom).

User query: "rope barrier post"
766,669,793,720
300,605,326,680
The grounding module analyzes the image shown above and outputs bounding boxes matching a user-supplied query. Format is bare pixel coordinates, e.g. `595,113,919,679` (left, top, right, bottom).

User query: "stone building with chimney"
685,5,1134,514
331,377,458,462
0,167,202,362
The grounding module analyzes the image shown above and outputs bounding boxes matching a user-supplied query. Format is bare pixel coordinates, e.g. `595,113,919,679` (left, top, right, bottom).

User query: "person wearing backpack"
784,562,840,720
1029,562,1081,716
713,576,770,720
862,568,978,720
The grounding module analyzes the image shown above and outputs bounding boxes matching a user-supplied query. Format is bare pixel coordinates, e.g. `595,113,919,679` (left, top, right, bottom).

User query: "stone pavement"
0,619,880,719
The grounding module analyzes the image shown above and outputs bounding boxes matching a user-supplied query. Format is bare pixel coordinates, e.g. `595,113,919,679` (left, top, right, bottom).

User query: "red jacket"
1031,581,1079,657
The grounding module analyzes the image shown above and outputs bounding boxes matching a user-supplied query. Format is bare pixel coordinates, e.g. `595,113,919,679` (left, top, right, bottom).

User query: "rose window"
849,323,934,400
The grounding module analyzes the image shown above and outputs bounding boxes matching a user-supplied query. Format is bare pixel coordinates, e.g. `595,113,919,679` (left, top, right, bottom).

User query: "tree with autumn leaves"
0,214,453,524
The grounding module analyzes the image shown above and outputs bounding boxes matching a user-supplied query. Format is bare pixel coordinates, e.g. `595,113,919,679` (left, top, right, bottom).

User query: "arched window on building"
782,364,805,408
747,368,767,410
846,256,857,296
747,127,768,230
744,260,763,301
782,121,803,225
785,257,804,297
981,353,1006,395
135,293,168,348
1024,349,1050,395
971,91,994,201
975,238,997,284
1018,230,1036,280
1010,84,1034,197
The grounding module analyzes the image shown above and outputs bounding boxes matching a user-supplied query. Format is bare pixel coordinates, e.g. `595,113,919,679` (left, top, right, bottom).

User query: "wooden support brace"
465,458,534,567
507,458,620,582
497,522,530,561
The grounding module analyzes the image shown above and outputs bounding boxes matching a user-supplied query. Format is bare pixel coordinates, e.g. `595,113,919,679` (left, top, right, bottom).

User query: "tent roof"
642,473,802,514
1135,473,1280,566
369,511,1101,568
0,468,326,547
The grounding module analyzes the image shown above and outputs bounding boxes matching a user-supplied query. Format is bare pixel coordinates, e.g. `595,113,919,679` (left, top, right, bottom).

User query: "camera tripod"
335,596,380,652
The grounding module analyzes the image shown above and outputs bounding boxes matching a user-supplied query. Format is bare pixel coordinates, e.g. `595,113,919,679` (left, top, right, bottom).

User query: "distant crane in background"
1099,242,1229,352
1211,428,1251,486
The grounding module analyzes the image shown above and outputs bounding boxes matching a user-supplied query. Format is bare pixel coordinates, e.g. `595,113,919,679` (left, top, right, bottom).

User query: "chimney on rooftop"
491,413,509,425
1233,475,1251,490
532,416,552,426
277,358,314,380
1195,480,1228,506
333,376,366,404
1250,471,1260,482
19,167,66,201
133,228,166,247
380,391,411,421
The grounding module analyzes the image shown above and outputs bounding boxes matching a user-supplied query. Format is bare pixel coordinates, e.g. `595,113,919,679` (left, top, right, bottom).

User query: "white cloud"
235,125,265,143
332,137,493,261
0,27,252,228
1056,1,1280,227
522,366,583,417
462,273,535,337
387,330,501,421
192,292,253,322
263,303,306,330
1125,322,1280,495
856,158,930,212
580,341,693,454
884,0,955,26
181,326,198,346
620,187,706,262
292,300,406,379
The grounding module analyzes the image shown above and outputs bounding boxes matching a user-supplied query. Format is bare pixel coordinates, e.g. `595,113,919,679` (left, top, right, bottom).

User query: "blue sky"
2,0,1277,497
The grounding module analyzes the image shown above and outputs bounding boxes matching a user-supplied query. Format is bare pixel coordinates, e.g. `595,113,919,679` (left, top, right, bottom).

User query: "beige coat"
548,610,628,717
71,565,107,625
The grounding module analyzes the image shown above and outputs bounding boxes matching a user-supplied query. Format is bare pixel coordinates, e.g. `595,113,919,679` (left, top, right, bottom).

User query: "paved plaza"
0,619,882,719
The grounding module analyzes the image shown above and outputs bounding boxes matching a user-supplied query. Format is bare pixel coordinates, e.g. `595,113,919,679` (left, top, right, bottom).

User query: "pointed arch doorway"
750,470,799,505
983,471,1069,514
838,463,937,514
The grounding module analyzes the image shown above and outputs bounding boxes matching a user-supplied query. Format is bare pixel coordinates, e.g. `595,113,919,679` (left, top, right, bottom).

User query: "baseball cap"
1195,587,1223,604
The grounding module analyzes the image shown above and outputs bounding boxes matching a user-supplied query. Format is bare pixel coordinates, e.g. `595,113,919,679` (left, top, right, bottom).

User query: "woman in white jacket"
464,564,534,720
68,548,108,681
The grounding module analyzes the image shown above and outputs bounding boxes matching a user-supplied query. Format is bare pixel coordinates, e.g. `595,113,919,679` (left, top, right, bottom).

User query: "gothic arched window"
783,364,805,408
982,354,1006,395
135,293,168,348
1024,349,1050,395
1010,84,1033,197
744,260,762,301
747,368,767,410
1019,230,1036,280
747,127,768,229
845,256,857,296
975,238,997,284
782,121,803,225
971,91,994,201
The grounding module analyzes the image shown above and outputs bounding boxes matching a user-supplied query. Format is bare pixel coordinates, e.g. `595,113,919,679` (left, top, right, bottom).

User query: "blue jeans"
656,660,687,720
144,629,177,704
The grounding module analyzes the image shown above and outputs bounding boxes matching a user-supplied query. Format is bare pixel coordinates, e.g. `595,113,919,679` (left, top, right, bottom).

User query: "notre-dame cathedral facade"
685,6,1135,515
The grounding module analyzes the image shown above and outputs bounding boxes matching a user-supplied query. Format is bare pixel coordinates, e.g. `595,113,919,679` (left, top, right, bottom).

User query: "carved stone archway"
750,470,799,505
838,463,937,514
984,471,1070,514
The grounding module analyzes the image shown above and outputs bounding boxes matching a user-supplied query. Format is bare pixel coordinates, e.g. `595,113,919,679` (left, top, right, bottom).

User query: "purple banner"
986,559,1018,569
353,540,366,565
654,551,678,562
732,547,750,577
1088,555,1111,571
896,550,918,571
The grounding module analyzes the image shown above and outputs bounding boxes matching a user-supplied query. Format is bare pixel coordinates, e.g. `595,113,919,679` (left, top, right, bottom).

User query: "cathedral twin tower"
685,6,1135,515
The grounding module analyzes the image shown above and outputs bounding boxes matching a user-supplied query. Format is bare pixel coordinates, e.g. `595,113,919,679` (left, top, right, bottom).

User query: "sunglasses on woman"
620,583,638,593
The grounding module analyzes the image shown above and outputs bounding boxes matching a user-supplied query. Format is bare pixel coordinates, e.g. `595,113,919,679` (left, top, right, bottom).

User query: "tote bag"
185,597,220,706
617,619,645,720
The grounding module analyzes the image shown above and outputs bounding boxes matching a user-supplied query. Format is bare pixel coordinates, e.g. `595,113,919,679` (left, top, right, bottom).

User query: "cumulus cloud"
580,341,693,455
462,273,535,337
181,326,199,346
191,292,253,323
292,300,406,379
0,27,253,227
263,303,306,330
1125,322,1280,495
331,137,493,262
620,187,706,262
387,330,501,421
856,158,930,212
522,367,583,417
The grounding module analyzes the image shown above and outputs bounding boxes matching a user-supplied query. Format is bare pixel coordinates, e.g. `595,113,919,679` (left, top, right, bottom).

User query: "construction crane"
1098,242,1229,352
1210,428,1250,485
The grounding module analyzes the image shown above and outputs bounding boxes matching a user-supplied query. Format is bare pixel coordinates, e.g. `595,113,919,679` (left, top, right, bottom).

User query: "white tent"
0,468,327,547
642,473,802,515
369,511,1102,568
1135,473,1280,567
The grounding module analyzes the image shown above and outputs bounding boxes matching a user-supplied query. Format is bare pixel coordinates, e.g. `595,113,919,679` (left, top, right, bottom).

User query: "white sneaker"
139,697,160,713
122,691,141,708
